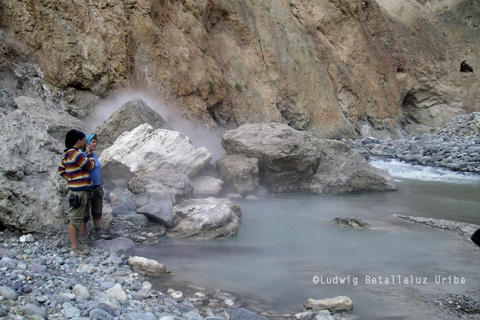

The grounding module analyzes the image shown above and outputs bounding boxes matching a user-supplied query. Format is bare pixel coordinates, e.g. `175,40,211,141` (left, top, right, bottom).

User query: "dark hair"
65,129,85,149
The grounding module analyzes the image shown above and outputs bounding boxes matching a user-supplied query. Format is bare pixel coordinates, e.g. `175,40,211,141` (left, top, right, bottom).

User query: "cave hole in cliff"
0,222,6,232
460,61,473,73
401,91,418,125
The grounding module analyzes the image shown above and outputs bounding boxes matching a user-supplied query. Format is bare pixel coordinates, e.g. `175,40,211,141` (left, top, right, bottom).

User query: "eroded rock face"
1,0,477,138
99,124,212,179
222,123,396,194
14,96,87,141
0,109,67,233
94,98,172,154
168,198,241,239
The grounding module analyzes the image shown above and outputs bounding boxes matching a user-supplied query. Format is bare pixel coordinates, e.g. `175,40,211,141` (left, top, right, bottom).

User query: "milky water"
137,159,480,319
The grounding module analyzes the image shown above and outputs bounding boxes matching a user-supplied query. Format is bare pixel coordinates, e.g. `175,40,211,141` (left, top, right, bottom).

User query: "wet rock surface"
329,217,370,229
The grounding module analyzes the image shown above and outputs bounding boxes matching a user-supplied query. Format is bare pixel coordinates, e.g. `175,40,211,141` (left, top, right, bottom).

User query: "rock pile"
345,113,480,173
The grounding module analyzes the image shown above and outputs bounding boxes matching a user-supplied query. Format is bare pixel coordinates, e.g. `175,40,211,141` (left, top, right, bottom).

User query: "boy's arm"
58,162,67,180
75,151,96,171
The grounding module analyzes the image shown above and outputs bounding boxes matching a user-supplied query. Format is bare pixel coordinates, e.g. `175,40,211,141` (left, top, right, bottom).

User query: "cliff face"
1,0,479,138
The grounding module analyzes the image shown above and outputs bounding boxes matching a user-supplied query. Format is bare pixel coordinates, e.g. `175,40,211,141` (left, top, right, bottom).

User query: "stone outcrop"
1,0,478,138
14,96,87,141
0,109,67,233
127,169,194,205
216,154,259,194
222,123,396,194
99,124,212,180
94,98,172,154
168,198,241,239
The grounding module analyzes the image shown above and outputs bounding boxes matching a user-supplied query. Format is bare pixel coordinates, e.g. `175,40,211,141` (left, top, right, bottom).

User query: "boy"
58,129,95,254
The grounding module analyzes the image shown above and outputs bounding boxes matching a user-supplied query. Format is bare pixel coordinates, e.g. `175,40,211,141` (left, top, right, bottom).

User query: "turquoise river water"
136,159,480,319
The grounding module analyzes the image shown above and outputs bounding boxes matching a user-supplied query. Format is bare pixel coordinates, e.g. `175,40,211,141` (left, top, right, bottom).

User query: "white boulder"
99,124,212,179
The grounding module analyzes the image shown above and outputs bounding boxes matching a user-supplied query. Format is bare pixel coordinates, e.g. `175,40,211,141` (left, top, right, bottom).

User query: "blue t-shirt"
87,152,101,186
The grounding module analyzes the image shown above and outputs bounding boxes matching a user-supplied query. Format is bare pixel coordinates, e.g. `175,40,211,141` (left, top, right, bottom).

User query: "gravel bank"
346,113,480,173
394,215,480,247
0,227,280,320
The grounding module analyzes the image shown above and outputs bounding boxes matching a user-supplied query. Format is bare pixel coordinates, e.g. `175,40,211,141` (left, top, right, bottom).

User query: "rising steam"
88,90,227,163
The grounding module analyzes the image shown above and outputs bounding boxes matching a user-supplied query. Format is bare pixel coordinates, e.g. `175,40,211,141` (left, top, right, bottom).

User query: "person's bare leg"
69,222,78,248
93,218,101,229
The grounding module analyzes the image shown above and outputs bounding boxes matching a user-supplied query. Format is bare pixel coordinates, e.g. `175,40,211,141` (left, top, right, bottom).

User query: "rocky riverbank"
2,213,479,320
345,113,480,173
394,214,480,246
0,227,281,320
0,220,366,320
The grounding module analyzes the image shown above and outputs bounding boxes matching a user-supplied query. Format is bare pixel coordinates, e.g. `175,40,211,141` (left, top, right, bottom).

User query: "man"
84,133,111,240
58,129,95,255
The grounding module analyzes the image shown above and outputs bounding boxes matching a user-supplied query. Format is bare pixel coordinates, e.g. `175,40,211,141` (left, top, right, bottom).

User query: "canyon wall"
1,0,479,138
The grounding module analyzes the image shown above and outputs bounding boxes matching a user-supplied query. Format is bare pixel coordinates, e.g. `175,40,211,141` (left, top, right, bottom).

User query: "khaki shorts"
89,185,104,220
68,190,91,228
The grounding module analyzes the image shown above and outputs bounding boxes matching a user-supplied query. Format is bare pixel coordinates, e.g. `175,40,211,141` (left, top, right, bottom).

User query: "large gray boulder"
128,169,193,205
14,96,87,141
99,124,213,188
0,109,67,233
311,139,397,194
168,198,241,239
94,98,172,154
216,154,259,194
221,123,396,194
222,123,320,193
